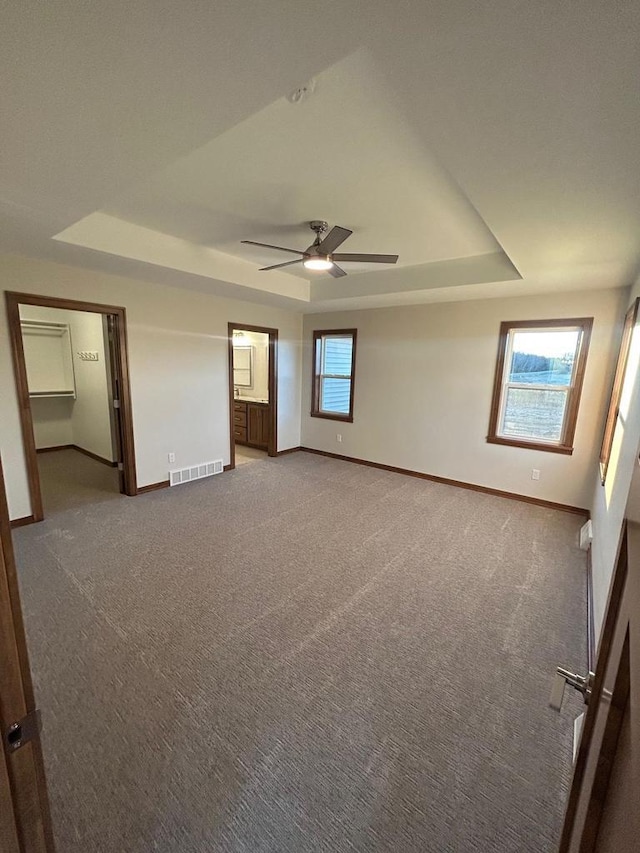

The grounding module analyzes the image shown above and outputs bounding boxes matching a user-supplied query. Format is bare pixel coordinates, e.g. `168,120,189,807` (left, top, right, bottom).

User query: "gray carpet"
12,451,586,852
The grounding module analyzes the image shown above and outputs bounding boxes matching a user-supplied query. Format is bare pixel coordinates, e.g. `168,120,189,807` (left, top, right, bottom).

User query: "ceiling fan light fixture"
303,257,333,271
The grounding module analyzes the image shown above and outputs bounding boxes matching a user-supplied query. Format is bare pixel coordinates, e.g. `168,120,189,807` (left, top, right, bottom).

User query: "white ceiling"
2,1,639,312
103,51,502,273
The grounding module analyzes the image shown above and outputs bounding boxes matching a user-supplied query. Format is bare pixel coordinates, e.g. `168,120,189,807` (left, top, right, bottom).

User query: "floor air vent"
169,459,223,487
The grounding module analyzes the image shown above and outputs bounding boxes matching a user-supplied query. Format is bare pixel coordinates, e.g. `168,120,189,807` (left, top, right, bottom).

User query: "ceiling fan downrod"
308,220,329,246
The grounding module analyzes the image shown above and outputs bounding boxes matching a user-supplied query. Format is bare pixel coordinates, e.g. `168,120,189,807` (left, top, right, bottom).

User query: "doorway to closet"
6,293,136,522
228,323,278,468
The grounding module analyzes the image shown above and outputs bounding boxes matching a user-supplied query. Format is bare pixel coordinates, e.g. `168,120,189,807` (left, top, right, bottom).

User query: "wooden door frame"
5,292,137,522
227,323,278,469
0,457,55,850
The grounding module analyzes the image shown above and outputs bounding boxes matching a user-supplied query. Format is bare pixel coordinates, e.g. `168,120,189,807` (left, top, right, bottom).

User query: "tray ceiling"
2,1,639,311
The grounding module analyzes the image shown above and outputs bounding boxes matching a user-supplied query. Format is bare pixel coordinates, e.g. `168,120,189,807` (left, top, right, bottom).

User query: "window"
311,329,357,422
599,299,639,483
487,318,593,454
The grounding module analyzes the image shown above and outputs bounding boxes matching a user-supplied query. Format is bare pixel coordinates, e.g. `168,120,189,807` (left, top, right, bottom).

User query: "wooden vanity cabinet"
232,400,247,443
233,400,270,449
247,403,270,448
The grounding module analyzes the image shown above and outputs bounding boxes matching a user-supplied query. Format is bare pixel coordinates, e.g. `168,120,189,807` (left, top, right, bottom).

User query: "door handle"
549,667,594,711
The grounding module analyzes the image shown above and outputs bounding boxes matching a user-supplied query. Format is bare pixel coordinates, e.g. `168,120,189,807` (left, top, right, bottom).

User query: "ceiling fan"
241,220,399,278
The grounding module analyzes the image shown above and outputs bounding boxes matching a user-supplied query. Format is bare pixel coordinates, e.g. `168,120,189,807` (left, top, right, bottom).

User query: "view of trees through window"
487,320,592,453
501,329,579,442
509,350,574,384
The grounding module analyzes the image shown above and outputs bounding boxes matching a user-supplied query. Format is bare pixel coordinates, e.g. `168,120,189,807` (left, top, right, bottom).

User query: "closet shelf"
29,390,76,398
21,319,76,398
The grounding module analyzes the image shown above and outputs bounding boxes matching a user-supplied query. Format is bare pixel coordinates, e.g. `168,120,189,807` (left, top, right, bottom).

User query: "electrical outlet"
336,434,342,443
532,469,540,480
168,453,176,464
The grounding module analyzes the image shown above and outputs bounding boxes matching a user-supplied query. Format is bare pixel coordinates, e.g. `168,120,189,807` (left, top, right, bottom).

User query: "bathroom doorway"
227,323,278,468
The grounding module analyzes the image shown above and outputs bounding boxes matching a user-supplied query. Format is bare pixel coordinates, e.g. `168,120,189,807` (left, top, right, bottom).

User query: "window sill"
311,411,354,423
486,435,574,455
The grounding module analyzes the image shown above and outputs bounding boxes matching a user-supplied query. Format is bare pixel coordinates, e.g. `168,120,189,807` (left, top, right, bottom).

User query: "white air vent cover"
169,459,223,487
579,519,593,551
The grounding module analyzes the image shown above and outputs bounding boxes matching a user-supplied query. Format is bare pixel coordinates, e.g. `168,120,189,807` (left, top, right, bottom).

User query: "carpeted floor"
12,451,586,852
37,448,121,515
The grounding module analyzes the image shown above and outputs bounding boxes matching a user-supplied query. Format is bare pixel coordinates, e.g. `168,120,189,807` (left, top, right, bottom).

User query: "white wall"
19,304,76,451
590,277,640,641
29,397,74,449
302,288,625,509
19,305,114,461
68,310,114,461
0,252,303,520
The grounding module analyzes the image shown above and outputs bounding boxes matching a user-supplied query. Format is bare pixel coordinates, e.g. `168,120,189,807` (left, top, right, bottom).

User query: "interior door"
0,458,55,851
557,521,639,851
1,746,21,852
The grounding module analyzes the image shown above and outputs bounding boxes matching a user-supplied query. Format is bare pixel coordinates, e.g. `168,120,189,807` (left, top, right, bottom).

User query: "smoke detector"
287,78,316,104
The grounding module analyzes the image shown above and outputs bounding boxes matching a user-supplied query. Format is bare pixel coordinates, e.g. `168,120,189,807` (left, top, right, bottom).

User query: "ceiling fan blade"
332,253,399,264
328,263,347,278
241,240,303,257
260,259,303,271
317,226,352,254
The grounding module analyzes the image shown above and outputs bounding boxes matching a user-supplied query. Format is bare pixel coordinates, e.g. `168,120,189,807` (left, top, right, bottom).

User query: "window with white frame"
311,329,357,421
487,318,593,454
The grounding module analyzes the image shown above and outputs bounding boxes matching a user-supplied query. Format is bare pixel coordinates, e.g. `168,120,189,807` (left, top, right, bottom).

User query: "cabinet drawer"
233,410,247,427
233,425,247,442
233,401,247,413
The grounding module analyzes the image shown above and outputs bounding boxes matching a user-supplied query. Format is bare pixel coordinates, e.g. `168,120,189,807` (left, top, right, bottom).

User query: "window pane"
508,329,580,385
323,336,353,376
501,387,568,441
321,377,351,414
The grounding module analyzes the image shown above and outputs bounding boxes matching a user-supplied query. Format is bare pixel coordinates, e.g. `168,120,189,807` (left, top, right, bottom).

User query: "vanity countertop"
236,396,269,404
